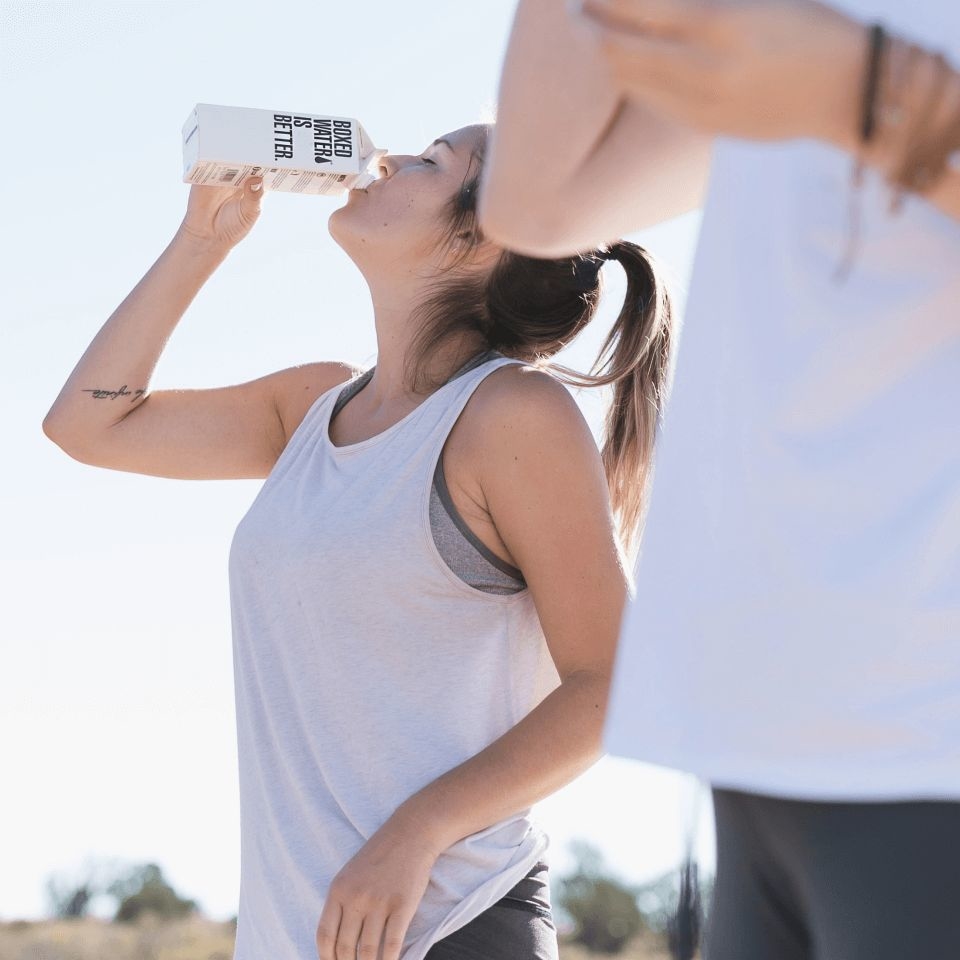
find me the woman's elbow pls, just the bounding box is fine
[42,412,94,463]
[42,411,67,448]
[478,183,585,260]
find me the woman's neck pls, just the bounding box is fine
[363,270,486,406]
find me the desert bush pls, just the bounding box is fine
[110,864,197,923]
[556,841,646,954]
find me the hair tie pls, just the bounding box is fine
[571,253,606,293]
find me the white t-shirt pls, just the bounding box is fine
[603,0,960,800]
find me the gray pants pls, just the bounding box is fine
[706,787,960,960]
[425,861,558,960]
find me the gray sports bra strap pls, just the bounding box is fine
[332,348,505,421]
[331,367,374,420]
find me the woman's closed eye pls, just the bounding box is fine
[420,156,437,166]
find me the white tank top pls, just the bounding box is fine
[228,354,561,959]
[604,0,960,801]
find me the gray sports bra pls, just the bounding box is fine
[330,349,527,596]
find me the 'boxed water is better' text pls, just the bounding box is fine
[182,103,386,196]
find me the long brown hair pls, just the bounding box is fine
[405,127,674,558]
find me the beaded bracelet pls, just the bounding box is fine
[838,23,960,279]
[860,24,886,144]
[879,32,960,207]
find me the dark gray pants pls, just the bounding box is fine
[706,787,960,960]
[424,861,558,960]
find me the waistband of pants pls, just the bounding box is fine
[495,860,552,919]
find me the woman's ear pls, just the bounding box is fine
[472,236,503,270]
[449,230,473,255]
[438,217,501,269]
[448,241,500,272]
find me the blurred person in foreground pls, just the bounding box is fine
[481,1,960,958]
[43,121,676,960]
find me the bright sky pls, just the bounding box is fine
[1,1,710,921]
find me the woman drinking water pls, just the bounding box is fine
[44,122,673,960]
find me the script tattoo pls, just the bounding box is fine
[81,385,146,402]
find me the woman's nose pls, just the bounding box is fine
[378,154,415,178]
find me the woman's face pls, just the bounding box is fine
[328,124,487,272]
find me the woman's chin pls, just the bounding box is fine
[327,213,372,265]
[327,205,354,243]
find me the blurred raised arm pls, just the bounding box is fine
[479,0,713,257]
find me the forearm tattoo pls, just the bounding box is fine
[81,385,146,402]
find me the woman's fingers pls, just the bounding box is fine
[180,175,265,250]
[580,0,702,35]
[333,906,364,960]
[356,911,388,960]
[578,0,704,91]
[238,176,264,226]
[233,176,263,218]
[315,827,437,960]
[580,13,721,131]
[380,910,414,960]
[317,901,413,960]
[315,899,342,960]
[580,0,647,34]
[590,19,705,96]
[205,176,264,246]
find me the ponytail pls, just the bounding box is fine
[405,122,675,557]
[546,241,674,559]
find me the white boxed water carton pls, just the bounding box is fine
[182,103,386,196]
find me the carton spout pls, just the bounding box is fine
[356,122,387,177]
[363,147,388,171]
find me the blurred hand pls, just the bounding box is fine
[177,176,265,252]
[576,0,863,147]
[315,820,440,960]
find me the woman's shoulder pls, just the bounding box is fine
[451,359,599,480]
[272,360,364,444]
[470,360,589,431]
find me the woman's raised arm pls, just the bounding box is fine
[479,0,712,257]
[43,179,357,480]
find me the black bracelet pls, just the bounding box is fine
[861,22,886,143]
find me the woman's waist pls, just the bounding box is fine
[495,859,552,918]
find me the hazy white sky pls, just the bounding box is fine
[1,0,709,921]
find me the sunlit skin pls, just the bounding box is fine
[326,124,501,423]
[479,0,959,258]
[43,124,631,960]
[575,0,960,219]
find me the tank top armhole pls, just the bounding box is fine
[433,453,525,583]
[419,356,532,603]
[265,373,365,486]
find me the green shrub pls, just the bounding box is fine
[556,842,645,954]
[110,863,197,923]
